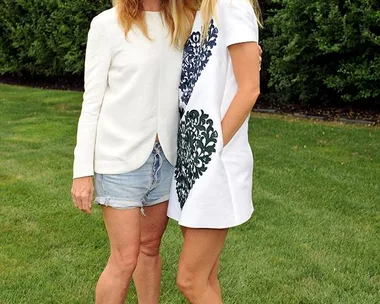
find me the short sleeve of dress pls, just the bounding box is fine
[218,0,259,47]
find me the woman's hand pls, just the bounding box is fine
[71,176,94,214]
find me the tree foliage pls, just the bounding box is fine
[0,0,379,106]
[264,0,380,106]
[0,0,111,76]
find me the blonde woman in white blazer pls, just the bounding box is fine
[71,0,195,303]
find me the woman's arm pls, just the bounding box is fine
[72,16,111,214]
[221,42,260,146]
[73,16,111,179]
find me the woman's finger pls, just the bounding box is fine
[74,195,83,211]
[71,189,78,207]
[81,190,93,214]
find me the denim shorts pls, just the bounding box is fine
[94,142,174,210]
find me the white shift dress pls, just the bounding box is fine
[168,0,259,228]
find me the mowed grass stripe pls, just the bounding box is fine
[0,84,379,303]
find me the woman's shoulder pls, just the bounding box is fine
[217,0,257,27]
[91,7,117,26]
[217,0,256,17]
[217,0,253,9]
[216,0,259,45]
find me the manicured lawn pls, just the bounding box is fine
[0,84,379,304]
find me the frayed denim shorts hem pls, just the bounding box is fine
[94,142,173,212]
[94,194,170,210]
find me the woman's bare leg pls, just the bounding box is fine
[181,227,222,301]
[209,258,222,300]
[95,207,141,304]
[177,227,228,304]
[133,202,169,304]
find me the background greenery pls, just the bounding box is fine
[1,84,379,303]
[0,0,110,76]
[0,0,379,107]
[262,0,380,107]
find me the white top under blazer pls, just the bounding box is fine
[73,8,182,178]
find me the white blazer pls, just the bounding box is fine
[73,8,182,178]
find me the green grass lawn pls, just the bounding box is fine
[0,84,379,304]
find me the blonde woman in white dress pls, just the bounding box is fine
[168,0,262,302]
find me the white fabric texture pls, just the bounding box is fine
[73,8,182,178]
[168,0,259,228]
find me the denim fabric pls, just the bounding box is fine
[94,142,174,210]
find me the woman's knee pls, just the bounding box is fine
[177,268,205,299]
[140,236,162,257]
[176,270,194,296]
[109,246,139,276]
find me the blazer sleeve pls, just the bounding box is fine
[73,16,111,179]
[218,0,259,47]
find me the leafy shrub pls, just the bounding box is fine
[0,0,111,76]
[0,0,379,107]
[263,0,380,106]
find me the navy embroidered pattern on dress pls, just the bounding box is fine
[175,109,218,209]
[179,20,219,105]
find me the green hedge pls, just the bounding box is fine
[264,0,380,106]
[0,0,379,106]
[0,0,111,76]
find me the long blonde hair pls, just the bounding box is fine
[113,0,196,48]
[199,0,262,40]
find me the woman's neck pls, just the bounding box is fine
[142,0,161,11]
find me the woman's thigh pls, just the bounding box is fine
[139,201,169,254]
[102,206,141,262]
[178,227,228,280]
